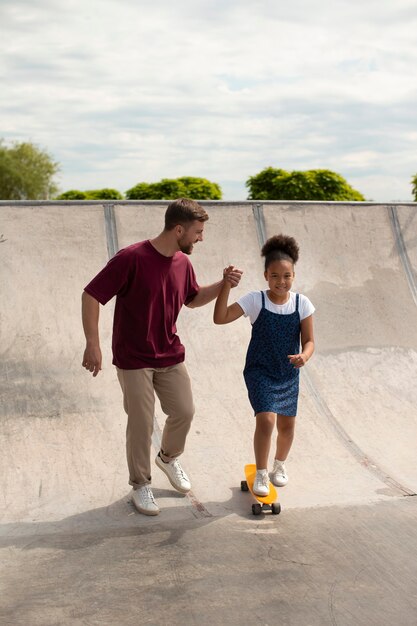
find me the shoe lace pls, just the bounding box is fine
[274,461,286,477]
[172,459,188,481]
[142,486,156,504]
[256,472,269,487]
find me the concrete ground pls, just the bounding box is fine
[1,200,416,625]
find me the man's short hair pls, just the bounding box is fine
[164,198,209,230]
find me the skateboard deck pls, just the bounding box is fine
[241,464,281,515]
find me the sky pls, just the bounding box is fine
[1,0,417,201]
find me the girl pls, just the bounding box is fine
[214,234,315,496]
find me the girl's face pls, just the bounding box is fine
[264,259,294,303]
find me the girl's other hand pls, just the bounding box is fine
[288,353,307,368]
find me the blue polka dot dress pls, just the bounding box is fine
[243,292,301,417]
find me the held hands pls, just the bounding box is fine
[223,265,243,287]
[82,344,102,377]
[288,353,307,369]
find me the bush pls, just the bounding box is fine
[176,177,222,200]
[411,174,417,201]
[56,190,87,200]
[126,177,222,200]
[246,167,365,201]
[56,188,123,200]
[84,188,123,200]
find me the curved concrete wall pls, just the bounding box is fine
[0,200,416,524]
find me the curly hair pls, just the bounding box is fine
[261,234,299,270]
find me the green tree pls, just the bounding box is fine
[56,190,87,200]
[126,177,222,200]
[124,182,152,199]
[176,177,222,200]
[0,139,60,200]
[125,180,185,200]
[246,167,365,201]
[411,174,417,201]
[56,188,123,200]
[244,167,288,200]
[85,188,123,200]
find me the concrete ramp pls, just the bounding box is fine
[1,200,417,625]
[0,204,127,523]
[177,202,417,511]
[263,203,417,497]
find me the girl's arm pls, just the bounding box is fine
[213,278,244,325]
[187,267,243,308]
[288,314,315,368]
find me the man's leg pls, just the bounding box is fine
[116,368,155,488]
[153,362,195,461]
[153,363,195,493]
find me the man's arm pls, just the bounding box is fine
[81,291,102,377]
[186,266,243,309]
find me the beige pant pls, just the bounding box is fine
[116,363,195,488]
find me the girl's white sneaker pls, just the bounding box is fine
[271,459,288,487]
[253,469,270,496]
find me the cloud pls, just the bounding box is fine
[1,0,417,200]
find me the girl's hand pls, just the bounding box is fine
[288,353,307,369]
[223,265,243,287]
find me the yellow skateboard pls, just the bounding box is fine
[241,464,281,516]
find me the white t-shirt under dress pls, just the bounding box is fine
[237,290,315,324]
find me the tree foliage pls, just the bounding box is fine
[85,188,123,200]
[411,174,417,202]
[56,190,88,200]
[56,188,123,200]
[246,167,365,201]
[125,177,222,200]
[0,139,59,200]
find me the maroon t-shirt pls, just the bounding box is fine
[84,240,199,369]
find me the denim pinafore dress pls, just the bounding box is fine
[243,291,301,417]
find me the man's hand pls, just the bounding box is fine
[82,344,102,377]
[81,292,102,376]
[223,265,243,287]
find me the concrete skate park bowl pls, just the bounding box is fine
[1,200,417,625]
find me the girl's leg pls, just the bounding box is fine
[274,414,296,461]
[254,412,275,468]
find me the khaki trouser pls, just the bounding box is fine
[116,363,195,488]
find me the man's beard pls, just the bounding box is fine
[178,239,194,255]
[179,244,193,255]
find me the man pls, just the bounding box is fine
[82,198,242,516]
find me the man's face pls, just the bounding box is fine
[177,220,205,254]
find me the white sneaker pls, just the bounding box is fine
[132,486,160,516]
[253,469,270,496]
[271,459,288,487]
[155,453,191,493]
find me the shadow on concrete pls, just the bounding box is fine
[0,483,287,554]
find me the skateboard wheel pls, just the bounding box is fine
[252,503,262,516]
[271,503,281,515]
[241,480,249,492]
